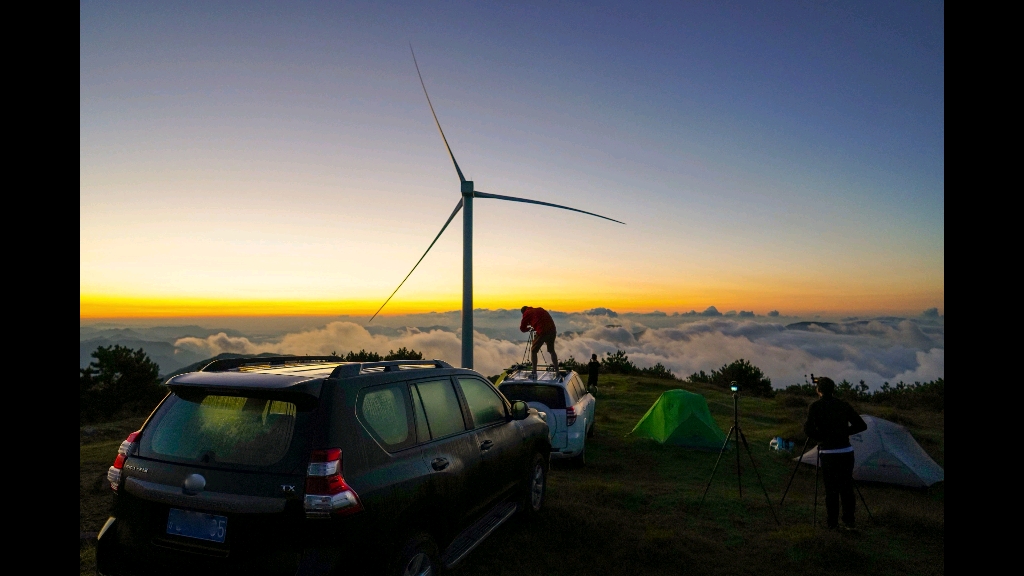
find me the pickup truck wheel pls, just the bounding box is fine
[522,452,547,517]
[391,533,439,576]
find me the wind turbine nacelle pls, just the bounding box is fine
[461,181,474,194]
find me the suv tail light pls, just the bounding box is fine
[304,448,363,518]
[107,431,140,491]
[565,406,577,427]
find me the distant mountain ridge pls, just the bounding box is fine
[79,326,251,376]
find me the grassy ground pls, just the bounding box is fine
[79,375,943,575]
[80,416,149,575]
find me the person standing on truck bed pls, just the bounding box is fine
[520,305,558,377]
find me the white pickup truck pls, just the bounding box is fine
[497,368,596,466]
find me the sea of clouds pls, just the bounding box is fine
[167,308,943,390]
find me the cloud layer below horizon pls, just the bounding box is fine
[173,312,943,389]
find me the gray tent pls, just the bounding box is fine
[796,415,944,488]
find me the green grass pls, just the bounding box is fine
[80,416,147,576]
[79,377,943,575]
[455,375,943,576]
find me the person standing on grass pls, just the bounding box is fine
[803,376,868,531]
[520,306,558,377]
[587,353,600,391]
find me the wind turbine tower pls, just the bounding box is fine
[371,48,625,369]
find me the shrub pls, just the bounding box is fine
[384,347,423,360]
[687,359,774,397]
[332,347,424,362]
[601,350,639,375]
[559,356,585,372]
[782,377,944,411]
[598,350,676,379]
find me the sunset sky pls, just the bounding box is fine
[80,1,944,319]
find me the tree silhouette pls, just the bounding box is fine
[80,345,165,423]
[687,359,774,397]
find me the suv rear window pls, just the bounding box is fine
[139,391,309,470]
[497,384,567,409]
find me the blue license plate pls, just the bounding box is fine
[166,508,227,543]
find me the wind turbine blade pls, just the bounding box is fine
[473,191,625,225]
[410,45,467,184]
[369,199,465,322]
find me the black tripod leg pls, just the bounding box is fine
[813,449,820,528]
[779,437,811,507]
[854,480,873,520]
[698,426,736,511]
[738,429,780,526]
[736,424,743,499]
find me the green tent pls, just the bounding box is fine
[628,389,727,450]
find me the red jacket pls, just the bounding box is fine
[520,307,556,336]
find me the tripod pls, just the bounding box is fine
[520,329,554,377]
[521,329,535,366]
[778,439,873,526]
[698,385,780,525]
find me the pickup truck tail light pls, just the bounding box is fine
[107,431,140,491]
[565,406,577,427]
[304,448,363,518]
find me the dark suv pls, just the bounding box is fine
[96,357,551,576]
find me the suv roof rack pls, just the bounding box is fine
[329,360,453,379]
[200,356,344,372]
[504,364,568,381]
[198,356,455,378]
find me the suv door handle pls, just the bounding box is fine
[480,440,493,451]
[431,458,449,471]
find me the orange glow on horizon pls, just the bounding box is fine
[80,291,944,319]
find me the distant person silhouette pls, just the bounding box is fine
[587,353,600,391]
[520,306,558,377]
[803,376,868,531]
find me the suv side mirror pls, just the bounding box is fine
[511,400,529,420]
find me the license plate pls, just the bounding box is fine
[166,508,227,543]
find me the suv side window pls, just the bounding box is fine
[409,382,431,443]
[458,377,507,428]
[565,378,579,405]
[411,379,467,439]
[358,384,414,451]
[571,375,586,398]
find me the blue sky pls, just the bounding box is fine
[80,1,944,317]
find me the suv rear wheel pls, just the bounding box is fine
[391,533,439,576]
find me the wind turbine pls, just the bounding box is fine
[370,47,625,369]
